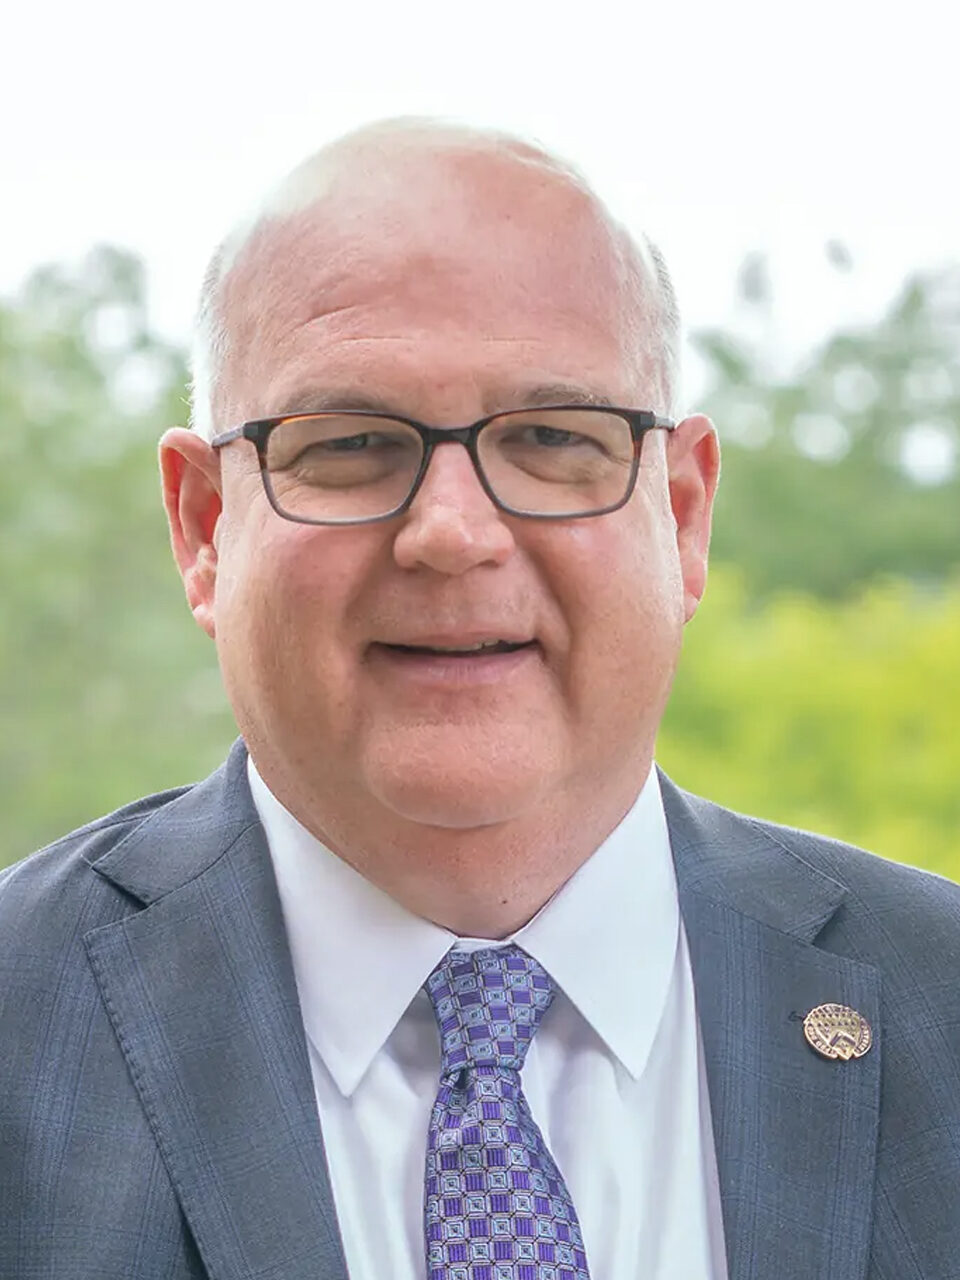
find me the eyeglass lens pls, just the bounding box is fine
[263,410,636,521]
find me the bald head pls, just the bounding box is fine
[190,119,680,437]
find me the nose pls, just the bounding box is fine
[392,441,516,575]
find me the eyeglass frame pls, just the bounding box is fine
[209,404,678,526]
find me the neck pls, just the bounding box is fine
[253,754,651,937]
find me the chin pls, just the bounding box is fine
[362,732,562,830]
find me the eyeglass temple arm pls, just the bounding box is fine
[209,426,245,449]
[633,415,677,451]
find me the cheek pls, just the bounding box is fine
[214,515,361,697]
[555,503,684,697]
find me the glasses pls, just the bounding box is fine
[210,404,677,525]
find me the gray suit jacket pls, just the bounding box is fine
[2,739,959,1279]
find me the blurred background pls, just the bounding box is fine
[2,0,957,875]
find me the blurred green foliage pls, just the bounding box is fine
[660,570,960,881]
[1,245,957,876]
[699,252,960,597]
[0,248,236,861]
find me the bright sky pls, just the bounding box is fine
[3,0,957,405]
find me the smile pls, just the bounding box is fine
[367,640,541,687]
[384,639,533,656]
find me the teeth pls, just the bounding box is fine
[386,638,531,656]
[431,640,505,652]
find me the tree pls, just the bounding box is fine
[0,247,234,860]
[696,258,960,597]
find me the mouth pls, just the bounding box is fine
[379,639,536,657]
[367,636,541,687]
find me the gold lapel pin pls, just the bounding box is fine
[803,1003,873,1061]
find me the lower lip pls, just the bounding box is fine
[367,644,541,687]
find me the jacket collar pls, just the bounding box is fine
[659,769,849,941]
[85,738,255,903]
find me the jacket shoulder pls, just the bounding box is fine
[678,783,960,968]
[743,806,960,935]
[0,783,195,941]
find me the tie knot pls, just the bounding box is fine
[425,945,555,1080]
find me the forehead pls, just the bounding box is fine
[217,147,652,418]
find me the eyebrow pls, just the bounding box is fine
[509,384,617,410]
[268,382,618,419]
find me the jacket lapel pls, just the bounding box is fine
[82,742,348,1280]
[662,775,882,1280]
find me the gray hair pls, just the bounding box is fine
[189,119,681,439]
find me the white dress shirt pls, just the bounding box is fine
[248,757,728,1280]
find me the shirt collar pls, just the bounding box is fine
[249,756,679,1095]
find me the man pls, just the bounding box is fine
[1,120,958,1280]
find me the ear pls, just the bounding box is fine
[665,414,720,623]
[159,428,223,639]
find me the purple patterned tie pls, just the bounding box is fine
[423,945,592,1280]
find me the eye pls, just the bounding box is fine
[296,431,409,461]
[502,423,601,450]
[321,432,372,452]
[503,423,609,454]
[528,425,583,447]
